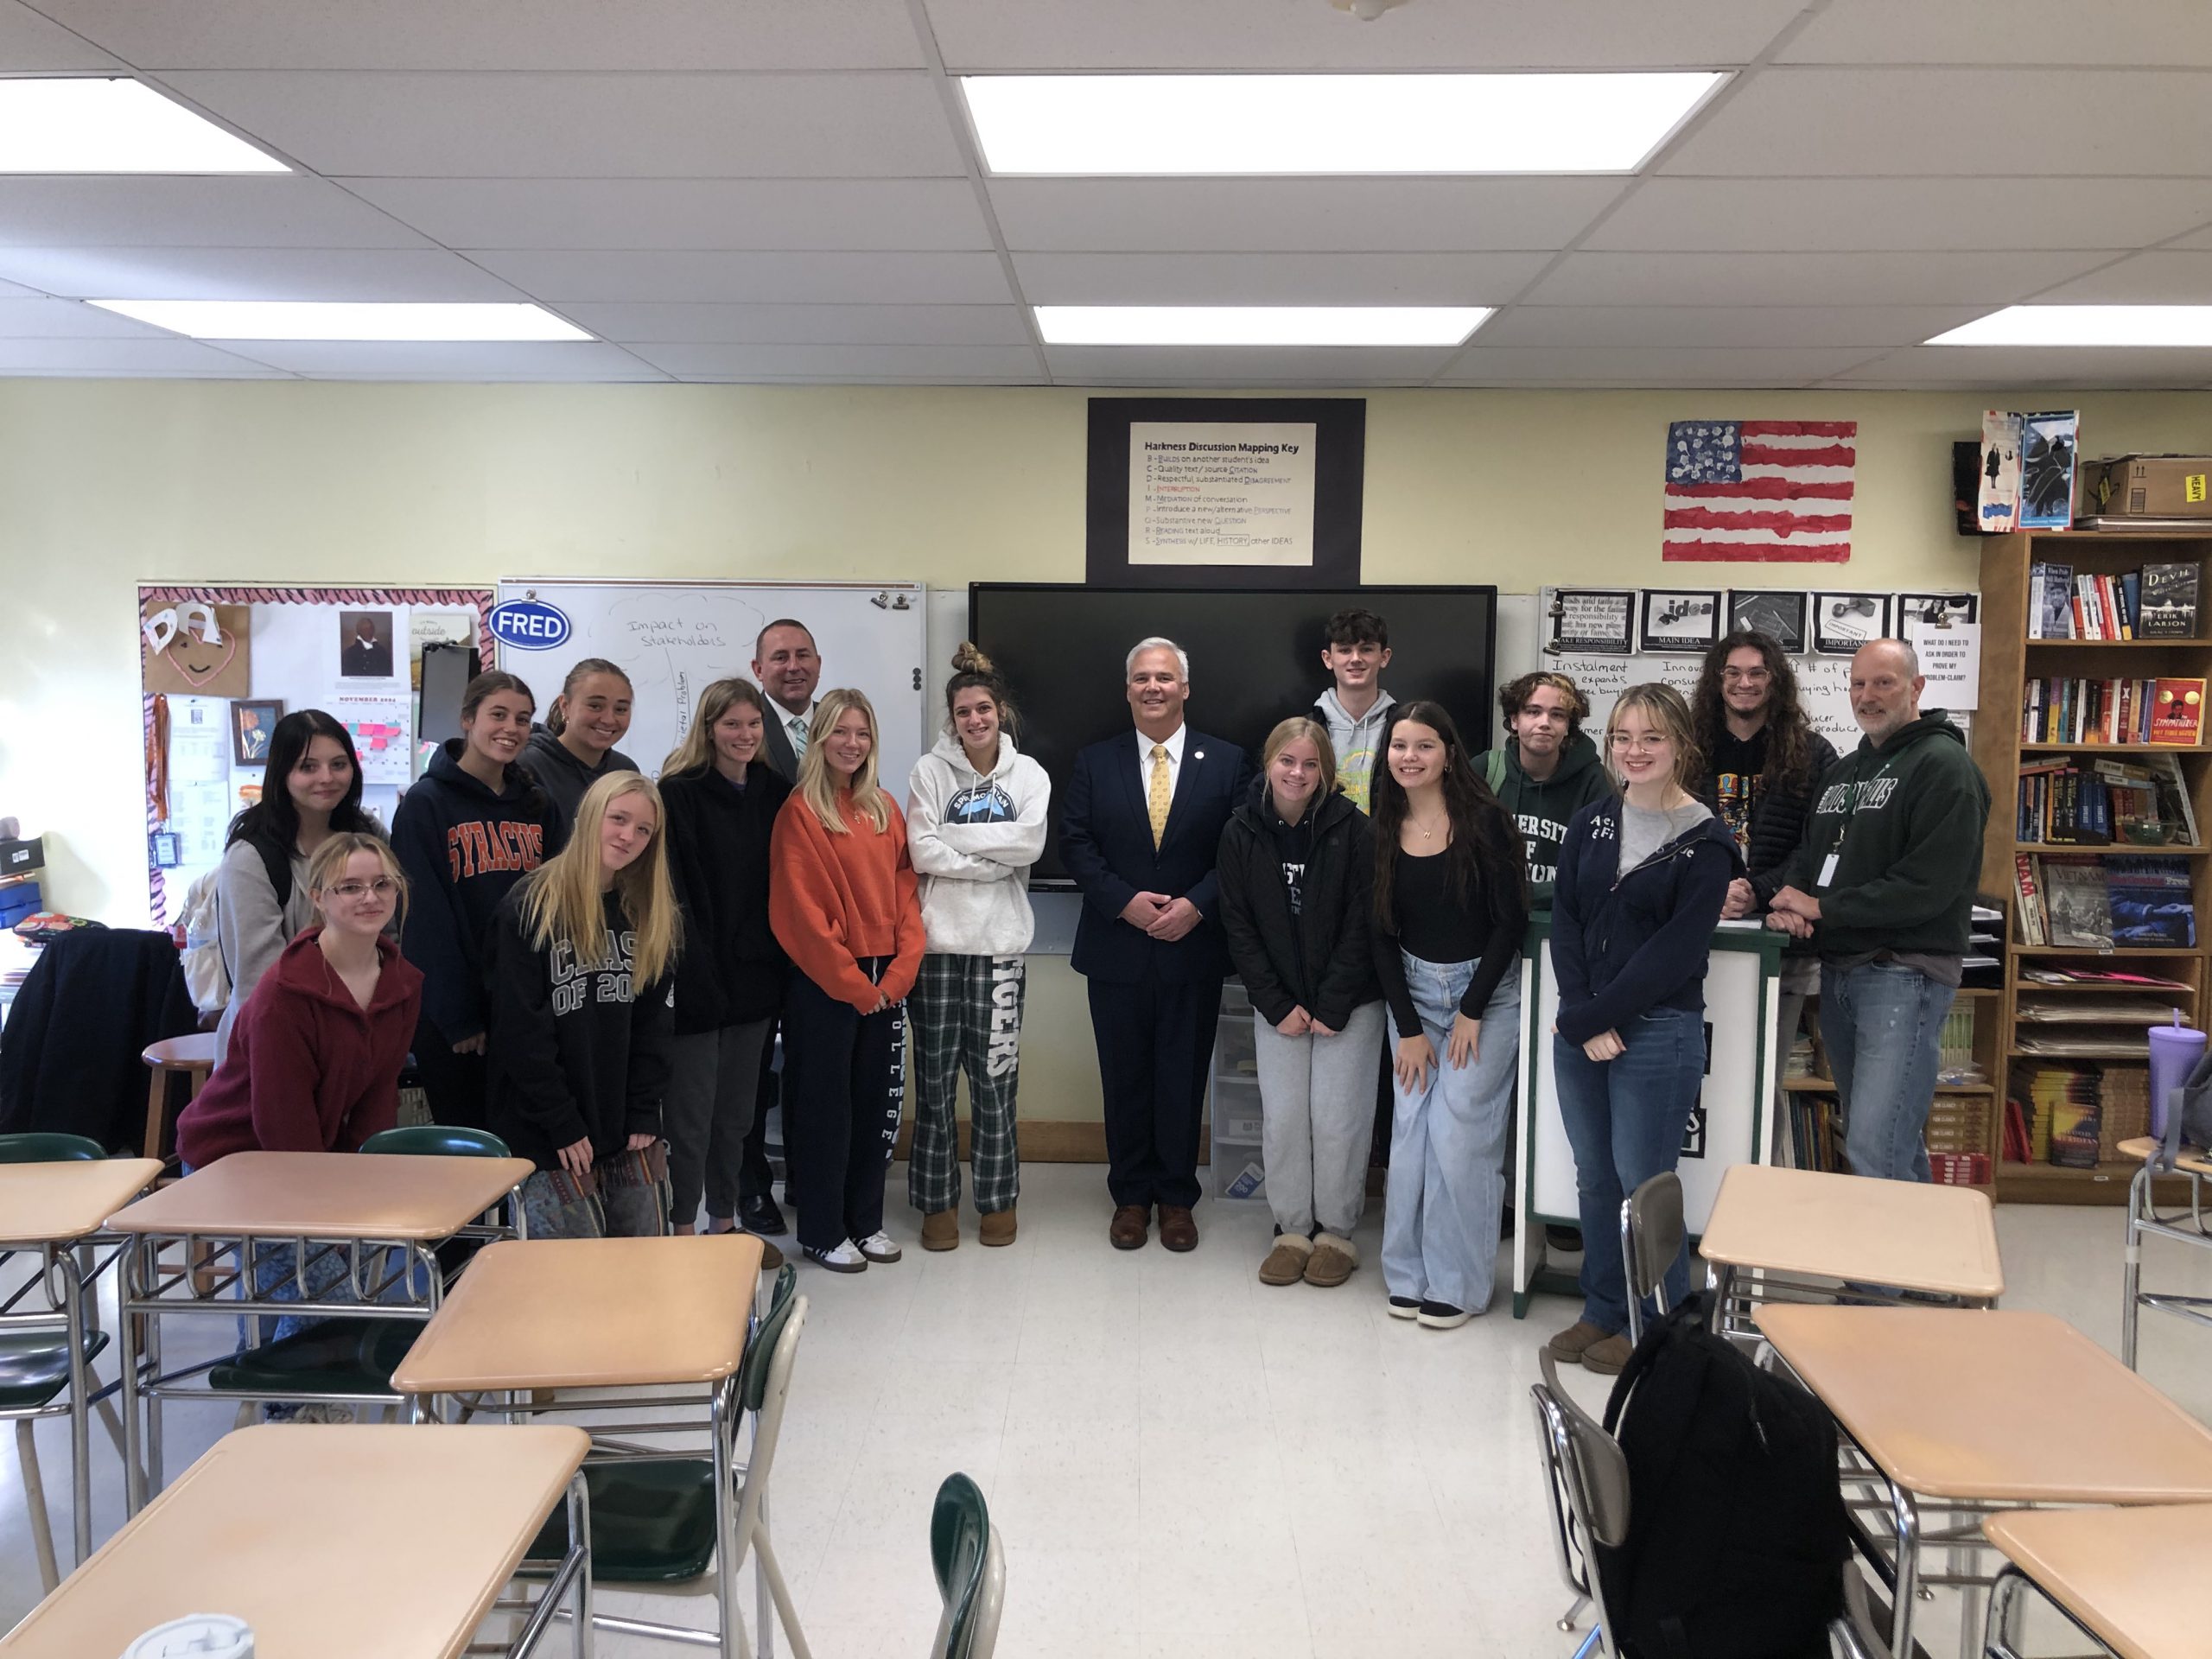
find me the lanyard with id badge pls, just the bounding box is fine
[1815,756,1899,889]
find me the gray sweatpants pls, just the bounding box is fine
[666,1020,774,1228]
[1251,1000,1389,1238]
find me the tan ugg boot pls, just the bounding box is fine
[1304,1233,1357,1287]
[920,1210,960,1252]
[977,1207,1017,1247]
[1259,1233,1312,1286]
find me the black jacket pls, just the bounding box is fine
[521,728,640,853]
[0,928,198,1149]
[1694,724,1841,903]
[659,762,791,1034]
[1217,783,1380,1030]
[391,740,554,1043]
[484,887,674,1172]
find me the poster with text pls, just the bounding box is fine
[1128,421,1318,568]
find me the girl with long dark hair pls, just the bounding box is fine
[1370,701,1529,1329]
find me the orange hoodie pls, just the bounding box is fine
[770,787,925,1012]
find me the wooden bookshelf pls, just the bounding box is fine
[1974,527,2212,1204]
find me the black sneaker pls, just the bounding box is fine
[1545,1224,1584,1254]
[1387,1295,1421,1320]
[1416,1300,1472,1330]
[741,1192,788,1236]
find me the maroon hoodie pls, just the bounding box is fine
[177,929,423,1168]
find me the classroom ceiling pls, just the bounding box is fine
[3,0,2212,387]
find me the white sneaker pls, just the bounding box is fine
[856,1230,903,1263]
[804,1238,868,1274]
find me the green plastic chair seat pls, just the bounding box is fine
[359,1125,512,1159]
[526,1460,720,1584]
[207,1317,420,1397]
[0,1134,105,1165]
[931,1473,991,1659]
[0,1327,110,1412]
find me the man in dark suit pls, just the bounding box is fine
[340,616,391,678]
[1063,637,1250,1253]
[736,615,823,1238]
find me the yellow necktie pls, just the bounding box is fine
[1147,743,1172,849]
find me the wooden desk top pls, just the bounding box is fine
[2117,1135,2212,1179]
[0,1423,588,1659]
[0,1159,162,1246]
[103,1150,533,1242]
[393,1235,764,1393]
[1755,1306,2212,1503]
[1701,1163,2005,1299]
[1984,1503,2212,1659]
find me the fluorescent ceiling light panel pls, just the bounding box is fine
[1035,306,1489,346]
[961,73,1724,175]
[0,78,287,173]
[1928,306,2212,347]
[87,300,593,341]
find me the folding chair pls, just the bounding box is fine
[1620,1170,1684,1345]
[928,1472,1005,1659]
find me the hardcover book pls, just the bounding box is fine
[2151,678,2205,746]
[2139,562,2202,639]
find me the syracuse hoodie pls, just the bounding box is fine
[906,733,1052,957]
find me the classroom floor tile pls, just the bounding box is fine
[4,1163,2210,1657]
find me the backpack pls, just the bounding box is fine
[184,836,297,1015]
[1597,1295,1849,1659]
[1483,749,1509,793]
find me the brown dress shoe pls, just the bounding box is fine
[1158,1205,1198,1252]
[1109,1204,1149,1249]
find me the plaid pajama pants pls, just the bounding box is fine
[907,953,1025,1216]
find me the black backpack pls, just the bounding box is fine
[1597,1295,1850,1659]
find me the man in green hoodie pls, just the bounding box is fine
[1481,671,1614,906]
[1768,639,1991,1184]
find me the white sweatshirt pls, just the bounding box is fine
[906,733,1052,957]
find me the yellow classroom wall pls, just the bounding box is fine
[10,379,2212,1128]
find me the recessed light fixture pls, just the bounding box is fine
[1929,307,2212,347]
[0,78,287,173]
[960,73,1725,175]
[1035,306,1490,347]
[87,300,594,341]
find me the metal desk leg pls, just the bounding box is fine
[1981,1566,2031,1659]
[1888,1484,1921,1659]
[118,1236,146,1516]
[2123,1161,2150,1369]
[60,1247,92,1566]
[569,1470,594,1659]
[712,1382,738,1659]
[143,1244,165,1497]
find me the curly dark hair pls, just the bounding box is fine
[1690,629,1815,791]
[1497,671,1590,742]
[1371,700,1527,932]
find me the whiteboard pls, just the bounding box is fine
[493,579,930,791]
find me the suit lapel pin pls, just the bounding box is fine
[1193,749,1205,761]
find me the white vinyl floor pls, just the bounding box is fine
[5,1161,2212,1658]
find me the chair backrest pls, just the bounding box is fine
[729,1294,807,1558]
[1621,1170,1685,1342]
[1536,1350,1630,1554]
[361,1124,512,1159]
[929,1472,1002,1659]
[768,1261,796,1317]
[0,1132,106,1164]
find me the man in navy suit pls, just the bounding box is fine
[1063,637,1250,1252]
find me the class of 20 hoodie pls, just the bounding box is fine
[391,738,553,1044]
[906,733,1052,957]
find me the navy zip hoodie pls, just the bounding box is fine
[391,739,554,1044]
[1552,795,1741,1046]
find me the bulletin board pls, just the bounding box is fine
[140,584,493,925]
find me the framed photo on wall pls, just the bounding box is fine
[1812,592,1891,654]
[1726,589,1809,653]
[231,698,283,766]
[1541,588,1637,655]
[1897,592,1980,630]
[1638,588,1725,654]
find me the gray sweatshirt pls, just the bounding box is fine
[212,836,315,1064]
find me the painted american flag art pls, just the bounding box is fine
[1662,418,1856,563]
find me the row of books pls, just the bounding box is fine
[2028,559,2202,639]
[2005,1061,2150,1168]
[2018,676,2204,746]
[2013,752,2198,847]
[2012,853,2197,949]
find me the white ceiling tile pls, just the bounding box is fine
[986,177,1625,254]
[1012,251,1549,305]
[1781,1,2212,67]
[1521,250,2114,308]
[0,336,288,373]
[1439,346,1882,385]
[1476,304,1983,349]
[0,0,122,68]
[0,177,430,249]
[925,0,1803,70]
[346,179,992,252]
[35,0,924,69]
[214,340,667,378]
[561,302,1030,345]
[467,250,1014,305]
[1665,68,2212,177]
[159,72,968,179]
[1043,345,1454,384]
[1588,177,2212,253]
[1824,345,2212,388]
[0,246,525,301]
[0,296,176,338]
[682,372,1048,385]
[2033,252,2212,302]
[626,342,1040,378]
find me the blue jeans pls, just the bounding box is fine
[1382,957,1521,1313]
[1821,960,1954,1184]
[1553,1006,1707,1332]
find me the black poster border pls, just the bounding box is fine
[1085,396,1366,590]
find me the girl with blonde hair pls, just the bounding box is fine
[485,769,680,1239]
[770,689,925,1273]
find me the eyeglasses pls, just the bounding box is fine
[326,878,399,900]
[1721,668,1771,683]
[1608,732,1673,753]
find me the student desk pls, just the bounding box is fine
[0,1156,162,1574]
[1980,1502,2212,1659]
[2116,1135,2212,1372]
[1701,1163,2004,1337]
[0,1423,594,1659]
[103,1149,532,1510]
[1755,1306,2212,1659]
[393,1235,767,1659]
